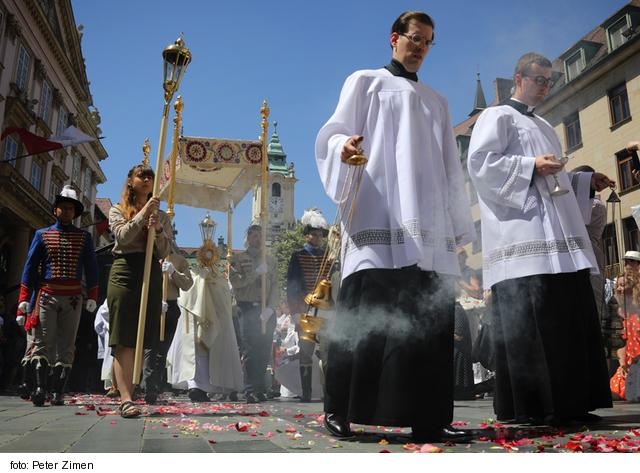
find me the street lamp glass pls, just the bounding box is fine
[199,212,216,243]
[162,36,192,99]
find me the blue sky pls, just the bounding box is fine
[71,0,628,249]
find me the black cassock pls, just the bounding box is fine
[323,265,455,430]
[491,269,612,422]
[453,303,475,400]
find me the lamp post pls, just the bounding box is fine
[606,188,623,277]
[133,36,192,384]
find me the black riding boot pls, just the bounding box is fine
[142,350,159,404]
[16,361,34,400]
[51,365,71,406]
[31,359,49,407]
[300,365,312,402]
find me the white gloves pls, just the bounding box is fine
[255,262,268,275]
[18,301,30,314]
[260,307,274,323]
[16,315,25,326]
[85,299,97,313]
[162,261,176,275]
[162,301,169,314]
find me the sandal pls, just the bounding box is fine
[119,400,141,419]
[105,388,120,398]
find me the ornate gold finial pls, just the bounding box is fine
[174,95,184,116]
[260,100,270,122]
[142,138,151,167]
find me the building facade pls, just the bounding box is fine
[0,0,106,305]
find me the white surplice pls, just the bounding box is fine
[166,268,243,393]
[467,104,597,288]
[93,300,114,389]
[315,68,475,280]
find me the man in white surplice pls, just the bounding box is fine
[315,11,475,443]
[467,52,614,425]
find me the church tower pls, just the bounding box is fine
[252,122,297,246]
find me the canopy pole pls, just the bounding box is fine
[259,101,270,334]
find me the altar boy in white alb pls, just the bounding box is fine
[316,11,475,443]
[467,52,613,425]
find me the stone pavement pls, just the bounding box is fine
[1,392,640,454]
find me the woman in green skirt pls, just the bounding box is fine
[107,165,172,418]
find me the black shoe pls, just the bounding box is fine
[255,392,267,402]
[228,391,238,402]
[144,392,158,405]
[245,392,259,404]
[50,392,65,406]
[412,425,473,443]
[31,388,46,407]
[188,388,209,402]
[324,413,353,438]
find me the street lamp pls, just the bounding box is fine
[200,212,217,243]
[606,188,623,276]
[133,36,192,384]
[162,37,191,104]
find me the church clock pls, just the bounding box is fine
[269,196,283,213]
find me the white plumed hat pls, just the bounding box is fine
[53,185,84,218]
[301,208,328,235]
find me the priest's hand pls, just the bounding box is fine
[591,173,615,192]
[340,135,364,163]
[534,154,563,177]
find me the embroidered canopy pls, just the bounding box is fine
[158,136,263,211]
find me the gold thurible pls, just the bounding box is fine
[299,148,368,344]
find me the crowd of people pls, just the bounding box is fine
[0,9,638,442]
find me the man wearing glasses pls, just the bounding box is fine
[316,11,475,443]
[467,52,614,426]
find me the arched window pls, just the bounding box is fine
[271,182,281,197]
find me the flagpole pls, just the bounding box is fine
[1,136,106,164]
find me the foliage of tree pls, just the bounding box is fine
[271,221,305,302]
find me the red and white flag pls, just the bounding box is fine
[1,125,97,157]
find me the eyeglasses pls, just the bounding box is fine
[400,32,435,48]
[523,74,555,88]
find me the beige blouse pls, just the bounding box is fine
[109,205,172,259]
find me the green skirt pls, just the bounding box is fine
[107,253,162,349]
